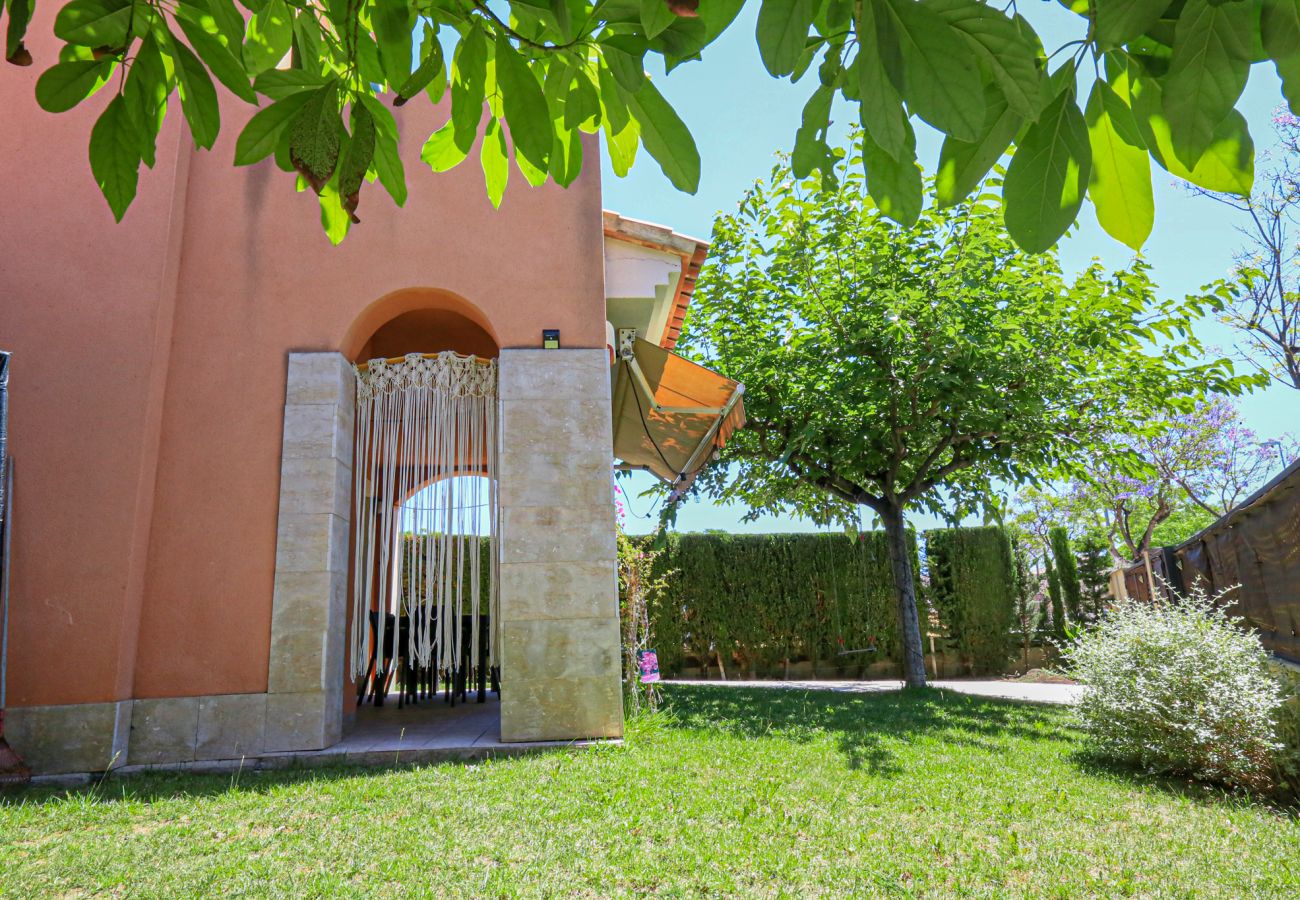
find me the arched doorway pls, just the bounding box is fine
[264,286,625,755]
[345,291,503,743]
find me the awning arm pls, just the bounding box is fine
[668,383,745,502]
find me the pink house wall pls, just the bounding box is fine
[0,15,607,709]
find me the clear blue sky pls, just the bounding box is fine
[602,4,1300,535]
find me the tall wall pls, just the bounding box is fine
[0,16,616,771]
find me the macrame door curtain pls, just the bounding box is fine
[351,352,499,700]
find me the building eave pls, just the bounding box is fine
[602,210,708,350]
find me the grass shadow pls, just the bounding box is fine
[1068,748,1300,817]
[659,683,1071,777]
[0,748,569,808]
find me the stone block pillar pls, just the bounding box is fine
[497,349,623,742]
[264,352,353,751]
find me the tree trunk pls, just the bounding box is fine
[881,503,927,688]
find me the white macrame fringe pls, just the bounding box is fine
[350,352,499,682]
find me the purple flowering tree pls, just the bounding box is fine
[1070,399,1295,565]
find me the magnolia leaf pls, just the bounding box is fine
[194,0,246,48]
[318,171,350,244]
[451,25,488,147]
[566,69,601,131]
[1085,80,1153,251]
[372,0,413,88]
[922,0,1043,120]
[171,32,222,149]
[604,117,640,177]
[88,93,140,221]
[602,37,648,92]
[598,59,631,134]
[551,122,584,187]
[35,57,112,112]
[338,104,376,221]
[1262,0,1300,114]
[234,89,316,164]
[494,33,551,174]
[935,86,1021,207]
[481,117,510,208]
[288,82,341,192]
[243,0,293,76]
[422,120,471,172]
[1277,55,1300,115]
[640,0,677,39]
[123,32,169,168]
[792,84,835,179]
[53,0,131,48]
[857,0,908,160]
[756,0,814,78]
[515,145,549,186]
[862,120,922,226]
[876,0,985,142]
[1094,0,1170,49]
[254,68,326,99]
[1163,0,1253,169]
[397,27,445,105]
[542,61,579,186]
[6,0,34,64]
[291,9,324,70]
[1131,70,1254,195]
[621,77,699,192]
[357,93,405,206]
[175,15,257,103]
[1004,77,1091,252]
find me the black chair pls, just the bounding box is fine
[442,613,498,706]
[356,612,410,707]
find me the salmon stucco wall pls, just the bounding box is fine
[0,12,607,712]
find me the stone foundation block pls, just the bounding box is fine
[128,697,200,765]
[501,675,623,742]
[263,690,342,752]
[197,693,267,760]
[4,701,130,775]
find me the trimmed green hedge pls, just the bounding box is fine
[647,532,913,674]
[644,528,1020,676]
[926,526,1019,674]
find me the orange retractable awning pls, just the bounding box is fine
[611,338,746,499]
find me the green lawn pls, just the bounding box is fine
[2,685,1297,897]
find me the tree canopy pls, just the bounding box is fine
[4,0,1296,247]
[674,146,1251,684]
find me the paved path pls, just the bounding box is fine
[665,678,1082,705]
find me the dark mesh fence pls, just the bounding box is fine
[1121,460,1300,663]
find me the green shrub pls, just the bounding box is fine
[1064,588,1284,793]
[1270,660,1300,799]
[925,526,1018,674]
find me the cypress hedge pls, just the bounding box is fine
[925,526,1019,674]
[646,532,912,674]
[1050,526,1083,623]
[644,528,1018,676]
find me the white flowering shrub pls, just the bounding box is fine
[1063,586,1283,792]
